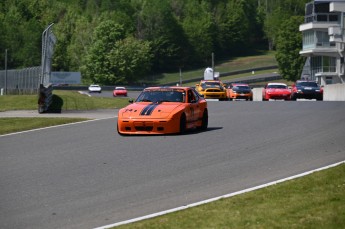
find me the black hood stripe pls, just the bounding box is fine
[140,104,158,116]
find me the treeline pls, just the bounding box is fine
[0,0,309,84]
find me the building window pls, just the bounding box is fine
[303,31,335,49]
[302,31,315,49]
[311,56,336,74]
[316,31,330,47]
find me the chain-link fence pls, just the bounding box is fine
[0,66,41,95]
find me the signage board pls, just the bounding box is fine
[50,72,81,85]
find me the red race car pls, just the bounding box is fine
[262,83,291,101]
[113,87,128,97]
[117,86,208,135]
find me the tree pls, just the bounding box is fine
[262,0,309,50]
[133,0,189,72]
[213,0,255,57]
[108,37,152,84]
[275,16,305,82]
[180,0,215,65]
[84,20,126,84]
[84,20,152,85]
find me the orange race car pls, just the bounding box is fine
[226,83,253,101]
[117,86,208,135]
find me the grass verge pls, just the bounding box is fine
[116,163,345,229]
[0,117,89,135]
[0,90,130,112]
[157,52,277,85]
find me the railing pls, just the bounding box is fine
[303,42,336,50]
[305,13,340,23]
[0,66,41,95]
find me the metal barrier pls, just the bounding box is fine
[0,66,41,95]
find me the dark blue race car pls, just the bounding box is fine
[290,81,323,101]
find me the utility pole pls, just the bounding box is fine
[5,49,8,95]
[212,52,215,79]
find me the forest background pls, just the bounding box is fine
[0,0,309,85]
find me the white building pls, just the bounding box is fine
[300,0,345,85]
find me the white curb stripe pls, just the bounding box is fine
[94,160,345,229]
[0,117,115,137]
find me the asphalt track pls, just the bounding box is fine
[1,101,345,229]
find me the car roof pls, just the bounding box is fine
[90,84,100,87]
[115,86,126,89]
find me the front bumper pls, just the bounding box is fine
[293,91,323,100]
[201,92,227,99]
[118,117,180,135]
[229,92,253,100]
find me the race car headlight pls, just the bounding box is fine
[315,89,320,92]
[297,89,302,92]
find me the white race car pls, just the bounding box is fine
[88,84,102,93]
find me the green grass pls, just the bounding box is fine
[0,90,130,112]
[116,163,345,229]
[0,117,88,135]
[156,52,277,85]
[0,94,38,111]
[50,90,130,111]
[0,90,129,134]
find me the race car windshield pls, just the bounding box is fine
[267,85,287,89]
[233,86,250,90]
[136,90,185,103]
[201,82,223,89]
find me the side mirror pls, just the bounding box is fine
[129,99,134,104]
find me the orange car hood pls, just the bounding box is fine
[120,102,184,119]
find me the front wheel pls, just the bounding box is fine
[179,113,186,134]
[199,109,208,130]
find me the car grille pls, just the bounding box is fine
[206,89,221,92]
[302,90,317,94]
[135,126,154,131]
[134,121,154,131]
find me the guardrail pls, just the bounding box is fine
[324,84,345,101]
